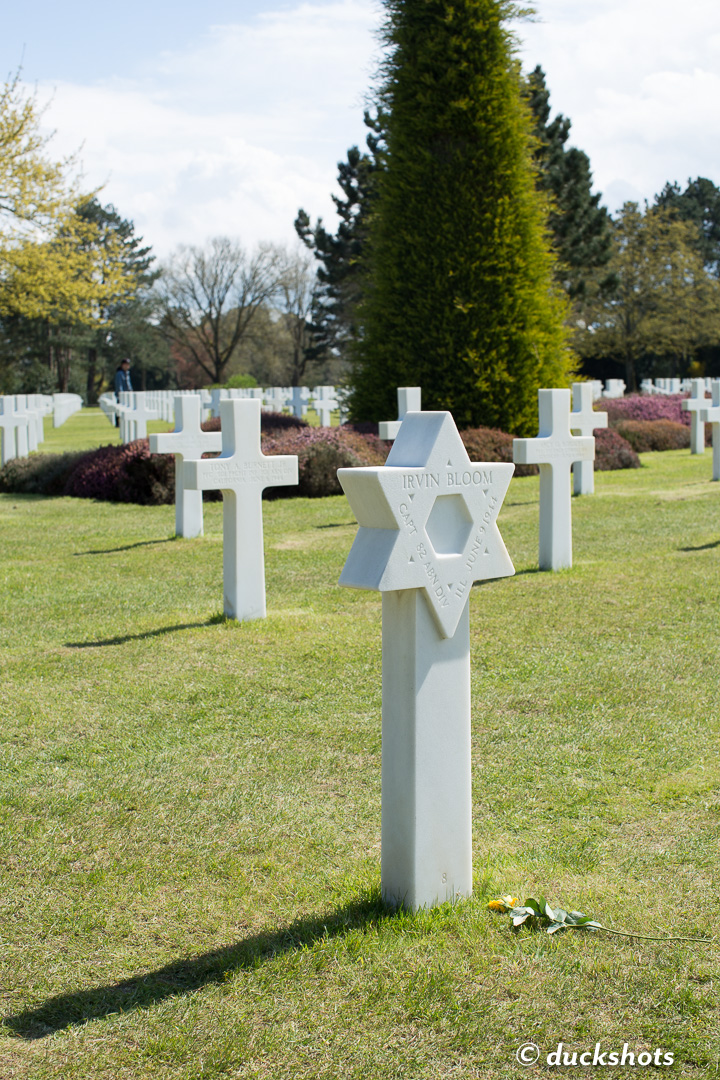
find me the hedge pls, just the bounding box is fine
[0,421,641,504]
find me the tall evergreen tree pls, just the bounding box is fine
[654,177,720,277]
[526,66,613,301]
[294,110,385,368]
[350,0,573,433]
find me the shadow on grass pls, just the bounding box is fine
[5,894,387,1040]
[315,521,355,530]
[679,539,720,552]
[73,538,174,556]
[65,614,226,648]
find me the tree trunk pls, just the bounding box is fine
[87,347,99,404]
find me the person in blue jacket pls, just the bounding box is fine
[114,358,133,399]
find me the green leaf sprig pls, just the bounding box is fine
[488,895,711,943]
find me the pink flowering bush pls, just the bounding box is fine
[63,441,176,504]
[600,393,689,426]
[613,419,691,453]
[261,426,388,497]
[593,428,640,470]
[0,414,642,505]
[201,410,307,434]
[459,426,537,477]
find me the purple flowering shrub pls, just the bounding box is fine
[593,428,640,470]
[459,426,538,477]
[261,426,388,497]
[600,393,690,426]
[0,451,87,496]
[201,410,308,434]
[63,441,175,504]
[613,419,691,453]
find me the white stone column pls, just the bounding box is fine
[381,592,472,909]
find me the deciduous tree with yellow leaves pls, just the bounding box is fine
[0,73,144,391]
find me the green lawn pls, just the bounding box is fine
[38,406,173,454]
[1,414,719,1078]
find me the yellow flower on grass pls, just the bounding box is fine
[488,895,519,913]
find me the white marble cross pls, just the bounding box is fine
[149,395,223,538]
[0,397,29,465]
[513,389,595,571]
[312,385,339,427]
[379,387,422,441]
[130,392,158,440]
[682,378,710,454]
[569,383,608,495]
[262,387,287,413]
[339,411,514,911]
[603,379,626,398]
[13,395,39,453]
[184,398,298,620]
[701,380,720,481]
[288,386,310,419]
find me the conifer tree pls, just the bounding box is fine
[526,66,613,301]
[349,0,573,433]
[654,177,720,277]
[294,111,386,367]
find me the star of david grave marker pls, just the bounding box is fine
[513,389,594,571]
[339,411,514,910]
[149,395,223,538]
[701,380,720,481]
[570,383,608,495]
[379,387,422,441]
[682,378,709,454]
[184,399,298,620]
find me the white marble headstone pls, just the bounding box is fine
[570,383,608,496]
[682,378,709,454]
[701,380,720,481]
[149,395,223,538]
[379,387,422,441]
[513,389,594,570]
[339,411,514,910]
[184,399,298,619]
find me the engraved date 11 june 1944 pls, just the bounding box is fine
[396,483,500,608]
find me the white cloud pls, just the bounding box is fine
[517,0,720,209]
[24,0,720,261]
[32,1,382,257]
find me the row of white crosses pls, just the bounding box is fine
[0,394,52,465]
[1,393,85,464]
[102,386,346,441]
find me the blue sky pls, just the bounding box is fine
[2,1,275,82]
[5,1,720,261]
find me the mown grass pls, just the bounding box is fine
[1,411,719,1078]
[39,407,172,454]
